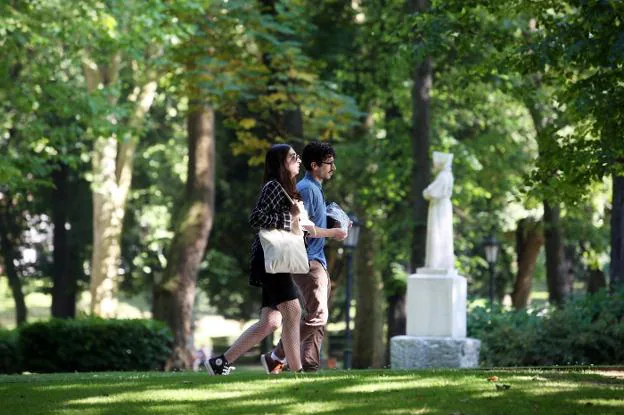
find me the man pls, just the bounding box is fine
[261,141,347,373]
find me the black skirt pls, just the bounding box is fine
[250,242,300,309]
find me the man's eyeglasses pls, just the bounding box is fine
[320,160,335,166]
[288,153,301,162]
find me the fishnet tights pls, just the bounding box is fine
[274,299,302,371]
[224,299,302,371]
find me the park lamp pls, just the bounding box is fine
[483,235,499,266]
[343,214,361,249]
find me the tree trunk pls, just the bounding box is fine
[408,0,431,272]
[524,92,569,307]
[89,135,131,316]
[1,246,26,326]
[283,109,304,141]
[383,101,408,347]
[386,293,406,363]
[544,201,570,306]
[611,174,624,289]
[0,195,27,326]
[511,218,543,309]
[155,102,216,371]
[587,268,606,294]
[51,163,76,318]
[84,53,157,316]
[353,224,385,369]
[563,245,576,295]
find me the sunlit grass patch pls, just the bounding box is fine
[1,369,622,414]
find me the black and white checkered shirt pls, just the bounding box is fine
[249,180,293,287]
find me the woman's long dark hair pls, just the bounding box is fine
[263,144,299,199]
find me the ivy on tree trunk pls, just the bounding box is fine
[611,174,624,290]
[155,100,216,371]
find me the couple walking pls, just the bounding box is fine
[207,141,347,375]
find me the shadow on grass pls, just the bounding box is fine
[0,369,622,414]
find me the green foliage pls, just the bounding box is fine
[197,250,251,319]
[18,319,173,373]
[0,0,93,290]
[195,117,265,319]
[320,0,545,299]
[0,1,90,192]
[474,0,624,199]
[469,290,624,366]
[0,0,618,331]
[120,94,187,293]
[525,1,624,187]
[0,328,21,374]
[170,0,361,163]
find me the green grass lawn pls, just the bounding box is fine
[1,369,622,414]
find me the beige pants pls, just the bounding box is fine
[274,260,330,371]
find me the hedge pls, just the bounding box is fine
[468,289,624,367]
[17,318,173,373]
[0,328,21,374]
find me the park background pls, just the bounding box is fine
[1,0,623,375]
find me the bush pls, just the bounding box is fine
[18,318,173,373]
[0,328,21,374]
[468,289,624,367]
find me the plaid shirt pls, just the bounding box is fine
[249,180,293,287]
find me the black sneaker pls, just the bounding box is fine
[206,355,234,376]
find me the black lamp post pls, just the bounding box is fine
[483,235,500,307]
[342,214,360,370]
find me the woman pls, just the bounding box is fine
[207,144,304,375]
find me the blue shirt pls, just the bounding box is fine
[297,172,327,269]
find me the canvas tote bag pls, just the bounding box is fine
[259,183,310,274]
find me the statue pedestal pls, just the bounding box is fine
[407,269,466,337]
[390,336,480,369]
[391,269,480,369]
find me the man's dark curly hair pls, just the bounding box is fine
[301,141,336,171]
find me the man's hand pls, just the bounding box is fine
[302,224,315,234]
[331,228,347,241]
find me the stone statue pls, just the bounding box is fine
[422,151,455,271]
[392,151,480,370]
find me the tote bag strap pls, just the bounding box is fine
[264,180,295,205]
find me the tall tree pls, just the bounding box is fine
[154,97,215,369]
[80,1,170,316]
[515,1,623,288]
[353,224,385,368]
[84,55,158,316]
[1,0,90,323]
[409,0,432,272]
[151,0,277,366]
[523,89,570,306]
